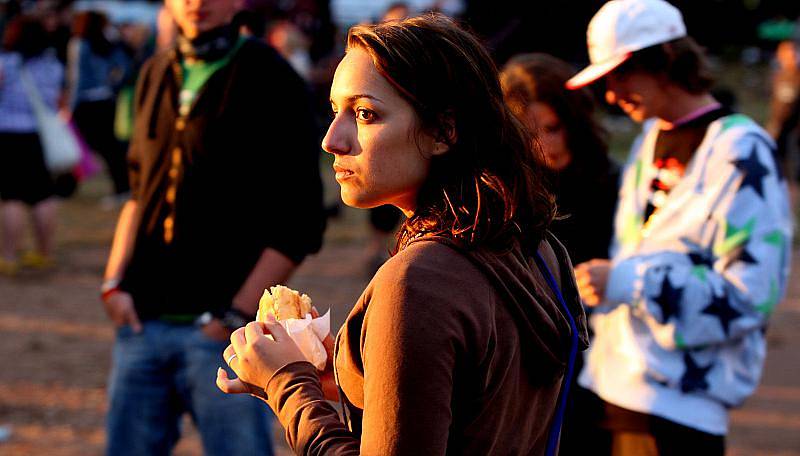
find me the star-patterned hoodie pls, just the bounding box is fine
[579,113,793,435]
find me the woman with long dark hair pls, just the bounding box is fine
[501,53,619,265]
[0,15,64,273]
[215,14,588,454]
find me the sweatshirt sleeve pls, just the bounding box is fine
[265,362,359,455]
[265,247,475,455]
[604,130,793,350]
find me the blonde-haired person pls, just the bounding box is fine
[217,13,588,455]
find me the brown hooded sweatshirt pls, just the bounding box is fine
[265,234,589,455]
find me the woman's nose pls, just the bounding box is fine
[321,115,351,156]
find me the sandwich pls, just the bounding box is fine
[258,285,313,322]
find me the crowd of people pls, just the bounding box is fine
[0,0,797,454]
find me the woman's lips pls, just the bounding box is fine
[333,164,354,181]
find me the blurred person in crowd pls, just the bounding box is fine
[770,40,800,181]
[216,14,587,455]
[501,53,619,265]
[113,21,156,145]
[0,15,64,274]
[500,53,619,456]
[381,2,411,22]
[66,11,131,205]
[267,18,312,80]
[35,0,71,64]
[99,0,326,451]
[568,0,793,454]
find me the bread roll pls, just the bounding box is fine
[258,285,312,322]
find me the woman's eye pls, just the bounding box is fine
[356,108,376,122]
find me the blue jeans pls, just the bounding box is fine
[106,321,274,456]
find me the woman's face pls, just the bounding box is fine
[524,102,572,172]
[322,48,445,216]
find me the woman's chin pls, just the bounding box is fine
[339,191,371,209]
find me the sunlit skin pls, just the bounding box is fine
[776,41,799,72]
[524,102,572,172]
[322,47,448,216]
[217,47,450,398]
[166,0,241,40]
[604,71,671,123]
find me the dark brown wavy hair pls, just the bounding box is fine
[346,13,555,254]
[500,53,609,173]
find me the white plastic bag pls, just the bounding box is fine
[19,68,80,174]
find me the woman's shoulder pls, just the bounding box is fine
[367,238,494,313]
[380,237,484,280]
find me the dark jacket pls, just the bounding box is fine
[121,39,326,319]
[548,158,620,265]
[265,234,589,455]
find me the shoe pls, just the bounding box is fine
[0,258,19,276]
[20,251,54,270]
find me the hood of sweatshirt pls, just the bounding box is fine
[428,232,590,382]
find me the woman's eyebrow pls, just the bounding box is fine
[330,94,384,104]
[347,94,383,103]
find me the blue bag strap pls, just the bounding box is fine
[533,251,579,456]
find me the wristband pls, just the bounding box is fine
[101,278,121,302]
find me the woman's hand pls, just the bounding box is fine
[574,259,611,307]
[216,317,306,396]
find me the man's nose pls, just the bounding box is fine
[605,89,618,106]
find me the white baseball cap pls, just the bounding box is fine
[566,0,687,89]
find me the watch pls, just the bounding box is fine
[219,308,251,331]
[196,308,252,331]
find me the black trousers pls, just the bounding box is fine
[560,390,725,456]
[73,99,130,195]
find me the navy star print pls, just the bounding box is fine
[680,352,713,393]
[653,274,684,323]
[701,293,742,336]
[732,143,769,198]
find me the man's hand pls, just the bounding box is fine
[574,259,611,307]
[201,318,233,342]
[103,291,143,333]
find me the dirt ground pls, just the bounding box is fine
[0,176,798,455]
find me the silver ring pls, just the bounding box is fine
[226,353,237,365]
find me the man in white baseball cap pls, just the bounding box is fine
[568,0,793,455]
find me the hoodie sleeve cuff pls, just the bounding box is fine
[605,256,646,306]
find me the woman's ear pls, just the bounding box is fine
[432,139,450,156]
[432,113,457,156]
